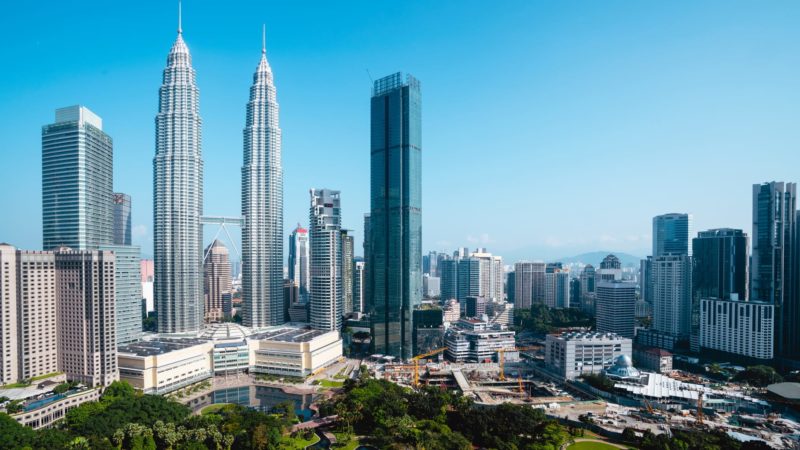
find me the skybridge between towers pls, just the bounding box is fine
[201,216,243,262]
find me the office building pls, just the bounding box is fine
[424,251,439,277]
[513,261,545,309]
[442,299,461,323]
[752,182,797,360]
[545,332,632,380]
[691,229,749,352]
[241,30,284,328]
[368,72,422,360]
[423,274,440,299]
[154,21,204,334]
[0,245,17,385]
[42,106,113,251]
[652,254,692,339]
[633,347,673,374]
[203,240,231,323]
[506,271,515,304]
[413,308,445,356]
[470,250,504,301]
[309,189,342,332]
[544,268,570,309]
[112,193,132,246]
[465,296,487,318]
[700,298,774,361]
[653,213,692,257]
[99,245,143,345]
[55,249,118,387]
[439,258,458,301]
[595,281,636,339]
[579,264,596,314]
[288,225,310,302]
[341,230,354,314]
[640,257,653,304]
[457,257,481,305]
[445,319,515,362]
[362,214,372,314]
[353,260,365,313]
[597,254,623,282]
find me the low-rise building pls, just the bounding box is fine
[634,346,673,373]
[444,319,515,362]
[248,326,342,377]
[117,338,214,395]
[545,332,632,380]
[10,387,101,429]
[442,299,461,323]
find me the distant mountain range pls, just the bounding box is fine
[553,251,643,268]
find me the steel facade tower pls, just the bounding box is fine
[153,15,204,334]
[288,225,309,303]
[309,189,342,331]
[242,29,284,328]
[369,73,422,359]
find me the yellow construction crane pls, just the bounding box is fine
[696,392,704,426]
[496,346,541,381]
[644,399,655,414]
[412,347,446,388]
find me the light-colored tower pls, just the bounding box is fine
[596,281,636,339]
[652,255,692,338]
[153,10,204,334]
[309,189,342,331]
[0,244,19,385]
[99,244,143,345]
[288,225,309,303]
[55,249,119,387]
[242,27,284,328]
[204,240,231,322]
[353,260,365,313]
[42,106,113,251]
[341,230,354,314]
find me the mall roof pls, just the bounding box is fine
[767,382,800,400]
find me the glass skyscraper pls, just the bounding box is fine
[653,213,692,257]
[241,30,284,328]
[42,106,113,251]
[153,21,204,334]
[751,182,797,360]
[368,72,422,359]
[113,193,132,246]
[288,225,310,303]
[99,244,143,345]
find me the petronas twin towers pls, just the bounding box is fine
[154,13,282,334]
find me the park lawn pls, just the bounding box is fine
[567,441,624,450]
[280,432,320,450]
[332,433,361,450]
[200,403,233,415]
[318,379,344,388]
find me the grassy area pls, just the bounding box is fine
[31,372,62,382]
[567,441,623,450]
[332,432,361,450]
[200,403,233,415]
[279,431,320,450]
[318,379,344,388]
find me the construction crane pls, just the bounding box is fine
[412,347,446,388]
[496,346,541,381]
[696,392,704,426]
[517,375,525,394]
[644,399,655,414]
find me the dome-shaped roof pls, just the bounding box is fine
[199,323,252,341]
[605,354,641,379]
[617,354,633,367]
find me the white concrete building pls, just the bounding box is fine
[444,319,515,362]
[700,298,774,360]
[652,255,692,338]
[596,281,636,339]
[545,332,632,380]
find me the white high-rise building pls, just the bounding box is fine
[288,225,310,303]
[700,297,774,360]
[652,255,692,338]
[513,261,545,309]
[545,269,570,308]
[242,28,284,328]
[153,14,204,334]
[309,189,342,331]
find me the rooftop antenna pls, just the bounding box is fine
[178,0,182,34]
[262,24,266,54]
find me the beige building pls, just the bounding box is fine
[11,388,101,429]
[0,244,19,384]
[55,249,119,387]
[15,248,59,382]
[117,324,343,394]
[203,240,231,322]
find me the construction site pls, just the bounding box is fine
[361,347,800,449]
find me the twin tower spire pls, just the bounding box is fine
[154,2,283,334]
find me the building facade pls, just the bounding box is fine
[99,245,143,345]
[700,298,774,361]
[42,106,113,251]
[353,260,365,313]
[203,240,231,323]
[288,225,310,303]
[545,332,632,380]
[341,230,354,314]
[113,193,132,246]
[691,228,749,352]
[55,249,118,387]
[309,189,343,331]
[652,254,692,339]
[154,25,204,334]
[595,281,636,339]
[368,72,423,360]
[439,258,458,301]
[653,213,692,257]
[544,269,570,309]
[751,182,797,361]
[15,250,59,382]
[241,35,284,328]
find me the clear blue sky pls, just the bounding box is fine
[1,1,799,263]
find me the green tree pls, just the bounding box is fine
[734,365,783,387]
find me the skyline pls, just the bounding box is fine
[2,2,800,262]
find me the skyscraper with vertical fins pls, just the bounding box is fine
[153,9,204,334]
[242,28,284,327]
